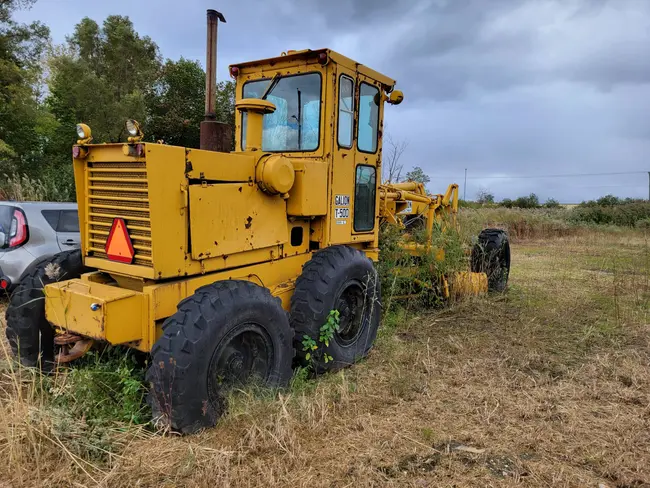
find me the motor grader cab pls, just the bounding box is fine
[5,11,511,434]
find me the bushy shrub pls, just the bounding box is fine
[513,193,540,209]
[498,194,540,209]
[544,198,561,208]
[569,201,650,227]
[378,220,467,309]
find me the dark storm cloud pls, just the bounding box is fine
[282,0,650,101]
[14,0,650,201]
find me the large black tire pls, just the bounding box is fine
[146,280,294,434]
[471,229,511,292]
[291,245,381,373]
[5,249,87,369]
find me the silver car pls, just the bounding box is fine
[0,202,80,292]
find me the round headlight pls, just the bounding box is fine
[76,123,90,139]
[126,119,139,137]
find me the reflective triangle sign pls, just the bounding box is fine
[105,218,135,264]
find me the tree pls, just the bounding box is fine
[214,80,236,148]
[596,194,620,206]
[47,15,161,154]
[214,80,236,129]
[544,198,560,208]
[383,135,408,183]
[513,193,539,208]
[146,58,205,148]
[0,0,51,175]
[500,198,514,208]
[147,61,234,148]
[476,188,495,204]
[404,166,430,185]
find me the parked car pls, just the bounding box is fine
[0,202,80,292]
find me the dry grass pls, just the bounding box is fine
[1,230,649,487]
[457,207,641,242]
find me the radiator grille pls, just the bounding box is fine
[86,161,153,267]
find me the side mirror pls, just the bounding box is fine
[387,90,404,105]
[0,231,6,249]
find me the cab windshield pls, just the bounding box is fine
[242,73,321,152]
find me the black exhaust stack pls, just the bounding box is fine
[199,9,232,152]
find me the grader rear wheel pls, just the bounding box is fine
[290,245,381,373]
[471,229,511,292]
[146,280,293,434]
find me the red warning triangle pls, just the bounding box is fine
[105,218,135,264]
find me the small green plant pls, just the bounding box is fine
[302,335,317,361]
[302,309,340,364]
[51,347,150,425]
[320,309,340,346]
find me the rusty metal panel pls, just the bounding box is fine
[189,183,288,260]
[199,120,233,152]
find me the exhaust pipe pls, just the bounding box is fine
[199,9,232,152]
[204,9,224,117]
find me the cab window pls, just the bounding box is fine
[337,76,354,148]
[242,73,322,152]
[357,83,379,153]
[354,165,376,232]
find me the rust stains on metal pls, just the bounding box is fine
[56,337,94,363]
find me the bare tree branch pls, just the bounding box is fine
[383,134,408,184]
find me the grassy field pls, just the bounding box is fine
[1,230,649,487]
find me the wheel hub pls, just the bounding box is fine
[226,352,245,375]
[208,325,274,403]
[335,281,366,346]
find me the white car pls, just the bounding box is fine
[0,202,80,292]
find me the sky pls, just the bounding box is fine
[15,0,650,202]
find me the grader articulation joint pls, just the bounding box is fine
[5,12,510,434]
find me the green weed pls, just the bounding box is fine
[52,347,150,425]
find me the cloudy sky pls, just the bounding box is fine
[16,0,650,202]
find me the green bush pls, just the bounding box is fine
[378,220,467,309]
[569,201,650,227]
[498,194,540,209]
[544,198,561,208]
[513,193,540,209]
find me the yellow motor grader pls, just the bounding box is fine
[5,11,510,433]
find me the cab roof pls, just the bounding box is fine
[230,48,396,89]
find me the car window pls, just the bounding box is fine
[0,206,14,235]
[41,210,60,231]
[58,210,79,232]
